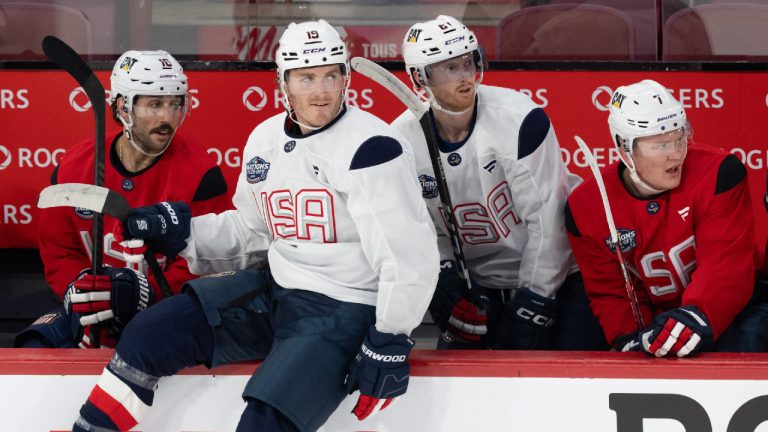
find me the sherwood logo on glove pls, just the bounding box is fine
[361,344,407,363]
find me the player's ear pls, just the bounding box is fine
[116,96,129,119]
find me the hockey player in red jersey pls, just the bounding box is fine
[15,50,230,349]
[566,79,768,356]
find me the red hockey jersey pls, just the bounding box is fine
[566,144,756,345]
[38,130,231,298]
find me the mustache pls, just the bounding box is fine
[151,124,174,134]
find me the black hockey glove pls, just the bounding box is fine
[123,201,191,259]
[490,287,556,350]
[345,326,414,421]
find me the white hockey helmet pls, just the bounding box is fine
[402,15,481,89]
[608,79,688,156]
[275,19,349,84]
[110,50,188,113]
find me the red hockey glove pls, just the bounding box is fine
[65,267,155,327]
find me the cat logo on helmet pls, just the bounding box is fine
[119,57,137,72]
[406,28,422,43]
[611,92,627,108]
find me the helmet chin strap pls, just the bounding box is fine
[624,156,667,195]
[118,115,174,158]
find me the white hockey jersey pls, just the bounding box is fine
[392,85,579,298]
[180,106,439,335]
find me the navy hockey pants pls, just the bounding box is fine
[73,268,375,432]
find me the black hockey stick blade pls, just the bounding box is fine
[38,183,174,299]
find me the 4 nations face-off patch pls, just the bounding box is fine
[604,228,637,254]
[246,156,271,184]
[419,174,439,199]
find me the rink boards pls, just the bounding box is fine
[2,349,768,431]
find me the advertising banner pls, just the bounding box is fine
[1,69,766,255]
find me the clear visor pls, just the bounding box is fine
[424,51,483,86]
[633,123,692,157]
[285,67,346,95]
[132,96,187,122]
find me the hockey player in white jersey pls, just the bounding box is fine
[71,20,439,432]
[392,15,606,350]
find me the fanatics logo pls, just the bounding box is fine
[605,228,637,254]
[678,206,690,221]
[419,174,439,199]
[483,159,497,173]
[246,156,271,184]
[447,152,462,166]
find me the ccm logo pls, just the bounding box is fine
[515,307,554,327]
[303,48,325,54]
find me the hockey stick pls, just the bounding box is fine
[350,57,473,291]
[38,183,173,299]
[574,136,644,330]
[43,35,108,346]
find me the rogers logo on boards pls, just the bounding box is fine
[592,86,614,111]
[242,86,375,112]
[0,146,65,169]
[1,204,33,224]
[208,148,241,168]
[243,86,268,112]
[0,145,11,170]
[512,88,549,108]
[0,89,30,109]
[592,85,725,111]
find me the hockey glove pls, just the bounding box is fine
[64,267,155,327]
[429,260,489,343]
[491,287,556,350]
[345,326,414,421]
[613,331,643,352]
[121,201,191,259]
[640,305,714,357]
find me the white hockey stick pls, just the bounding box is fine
[574,136,645,330]
[38,183,173,298]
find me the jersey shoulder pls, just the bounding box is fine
[341,107,406,171]
[55,130,122,183]
[681,144,746,196]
